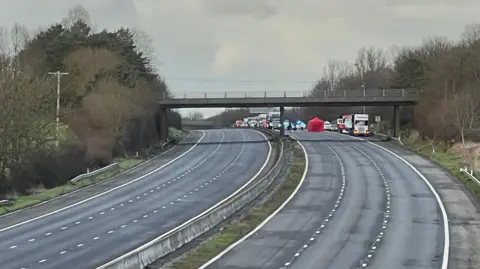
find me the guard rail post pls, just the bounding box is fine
[0,200,13,207]
[70,163,120,184]
[460,167,480,186]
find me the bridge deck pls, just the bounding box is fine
[159,89,420,108]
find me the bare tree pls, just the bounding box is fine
[10,23,30,73]
[188,111,204,120]
[61,5,92,29]
[63,47,121,107]
[450,84,480,144]
[130,27,156,67]
[0,26,9,75]
[0,71,55,176]
[461,23,480,45]
[323,60,338,91]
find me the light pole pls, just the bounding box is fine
[355,63,366,113]
[48,71,69,148]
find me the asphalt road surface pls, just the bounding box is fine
[204,131,443,269]
[0,128,271,269]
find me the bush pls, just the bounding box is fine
[9,144,88,193]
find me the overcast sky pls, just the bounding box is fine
[1,0,479,117]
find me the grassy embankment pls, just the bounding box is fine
[167,143,306,269]
[0,127,187,216]
[402,136,480,199]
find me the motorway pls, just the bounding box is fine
[203,131,444,269]
[0,129,271,269]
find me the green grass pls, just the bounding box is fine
[169,127,188,141]
[402,137,480,199]
[0,123,186,215]
[0,157,143,216]
[167,146,306,269]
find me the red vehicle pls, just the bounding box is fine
[336,117,344,131]
[337,114,352,133]
[234,120,243,127]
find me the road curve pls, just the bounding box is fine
[0,128,271,269]
[202,131,444,269]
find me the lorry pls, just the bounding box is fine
[337,114,352,134]
[351,114,370,136]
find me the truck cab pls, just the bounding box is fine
[338,114,352,134]
[351,114,370,136]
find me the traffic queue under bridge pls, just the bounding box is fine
[156,89,420,140]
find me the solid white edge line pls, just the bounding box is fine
[96,129,273,268]
[336,132,449,269]
[0,131,194,220]
[198,138,309,269]
[0,131,206,233]
[363,138,450,269]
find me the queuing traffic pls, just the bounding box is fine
[233,112,373,137]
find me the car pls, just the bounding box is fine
[330,123,338,131]
[324,121,332,130]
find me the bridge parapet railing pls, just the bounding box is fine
[171,89,422,99]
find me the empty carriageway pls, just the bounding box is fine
[0,129,272,269]
[201,131,446,269]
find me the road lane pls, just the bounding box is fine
[346,134,442,268]
[0,128,271,269]
[293,132,443,269]
[201,131,443,269]
[202,132,343,269]
[0,131,206,229]
[286,133,388,269]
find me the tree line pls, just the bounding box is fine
[211,23,480,144]
[0,5,181,198]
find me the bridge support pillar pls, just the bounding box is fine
[393,105,400,138]
[280,106,285,137]
[159,107,168,142]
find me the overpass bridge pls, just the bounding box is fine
[157,89,421,140]
[159,89,419,108]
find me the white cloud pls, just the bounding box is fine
[1,0,479,117]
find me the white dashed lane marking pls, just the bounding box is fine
[351,144,391,269]
[7,131,253,257]
[281,144,347,268]
[279,139,393,269]
[12,131,259,268]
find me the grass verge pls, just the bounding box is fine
[402,137,480,199]
[0,128,188,216]
[0,157,143,216]
[169,127,188,141]
[167,144,306,269]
